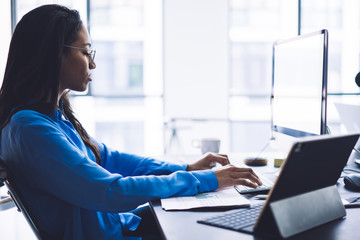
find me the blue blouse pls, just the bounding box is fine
[0,109,218,239]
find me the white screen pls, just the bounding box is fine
[272,31,327,137]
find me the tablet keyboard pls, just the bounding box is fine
[235,173,274,194]
[235,183,271,194]
[197,204,263,232]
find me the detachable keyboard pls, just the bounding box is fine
[197,204,263,233]
[235,183,271,194]
[235,173,274,194]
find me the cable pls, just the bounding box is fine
[254,141,271,160]
[326,126,331,135]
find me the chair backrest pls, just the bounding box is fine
[0,160,42,239]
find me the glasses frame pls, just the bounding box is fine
[64,45,96,64]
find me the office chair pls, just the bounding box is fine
[0,160,42,239]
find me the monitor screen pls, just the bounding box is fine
[271,29,328,146]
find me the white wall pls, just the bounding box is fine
[163,0,230,155]
[163,0,229,119]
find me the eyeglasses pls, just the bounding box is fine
[64,45,96,64]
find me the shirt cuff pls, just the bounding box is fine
[191,170,218,193]
[165,162,188,172]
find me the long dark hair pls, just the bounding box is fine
[0,4,101,164]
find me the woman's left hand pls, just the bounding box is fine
[186,153,230,171]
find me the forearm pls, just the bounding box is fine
[79,169,218,212]
[100,144,187,176]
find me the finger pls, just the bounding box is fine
[229,169,262,186]
[210,154,230,166]
[241,171,262,186]
[231,167,262,182]
[217,154,230,165]
[236,179,258,189]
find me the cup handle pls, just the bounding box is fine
[192,139,200,148]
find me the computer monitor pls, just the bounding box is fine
[270,29,328,153]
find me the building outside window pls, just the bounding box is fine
[229,0,298,152]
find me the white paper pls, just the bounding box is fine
[161,187,251,210]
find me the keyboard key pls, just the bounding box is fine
[235,172,274,194]
[197,204,263,232]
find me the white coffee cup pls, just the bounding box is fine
[192,138,221,154]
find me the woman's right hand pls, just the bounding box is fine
[213,165,262,189]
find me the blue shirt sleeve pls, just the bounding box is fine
[1,110,218,213]
[97,142,189,177]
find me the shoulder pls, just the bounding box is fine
[11,110,54,126]
[2,110,64,155]
[6,110,59,137]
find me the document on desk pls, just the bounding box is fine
[160,187,250,210]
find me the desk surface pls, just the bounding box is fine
[151,152,360,240]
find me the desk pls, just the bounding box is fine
[151,152,360,240]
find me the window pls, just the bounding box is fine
[80,0,163,155]
[90,41,144,96]
[229,0,298,152]
[90,0,144,96]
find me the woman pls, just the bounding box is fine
[0,4,261,240]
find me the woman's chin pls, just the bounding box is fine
[70,87,88,94]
